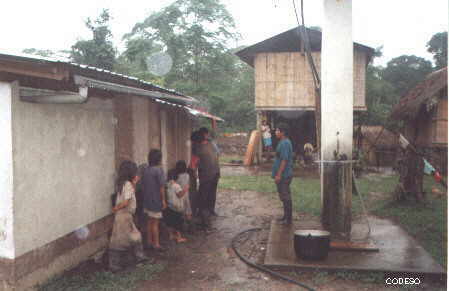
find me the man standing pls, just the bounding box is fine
[191,128,220,227]
[272,123,294,225]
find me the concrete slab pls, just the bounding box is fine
[264,217,445,275]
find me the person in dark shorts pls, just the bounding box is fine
[272,123,294,225]
[142,149,167,251]
[191,128,220,227]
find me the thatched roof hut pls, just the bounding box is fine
[391,67,447,121]
[358,126,397,149]
[355,126,398,167]
[390,67,447,174]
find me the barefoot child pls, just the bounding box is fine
[175,160,191,220]
[142,149,167,252]
[109,160,148,271]
[164,169,188,243]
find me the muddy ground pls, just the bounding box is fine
[134,185,444,290]
[50,167,445,291]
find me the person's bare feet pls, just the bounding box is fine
[176,237,187,243]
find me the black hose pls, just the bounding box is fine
[231,228,315,291]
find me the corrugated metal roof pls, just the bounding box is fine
[0,51,195,103]
[155,99,224,122]
[0,51,225,121]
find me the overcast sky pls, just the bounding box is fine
[1,0,447,66]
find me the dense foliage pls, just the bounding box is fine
[22,4,446,132]
[70,9,117,71]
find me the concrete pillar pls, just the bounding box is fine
[320,0,353,238]
[0,82,15,259]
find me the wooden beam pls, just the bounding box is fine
[0,59,69,81]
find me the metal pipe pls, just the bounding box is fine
[74,75,197,105]
[20,86,88,104]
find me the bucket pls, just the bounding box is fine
[294,230,330,260]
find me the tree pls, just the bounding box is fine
[123,0,239,93]
[120,0,256,131]
[22,48,55,58]
[427,31,447,69]
[381,55,433,98]
[70,9,116,70]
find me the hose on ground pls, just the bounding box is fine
[231,228,315,291]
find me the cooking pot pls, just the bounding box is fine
[294,230,330,260]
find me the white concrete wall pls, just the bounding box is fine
[11,83,115,257]
[321,0,353,160]
[0,82,15,259]
[132,96,150,165]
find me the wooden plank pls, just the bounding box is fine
[160,109,168,172]
[330,240,379,252]
[0,59,68,80]
[148,101,161,150]
[243,130,261,166]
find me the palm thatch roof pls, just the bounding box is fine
[391,67,447,120]
[358,125,397,149]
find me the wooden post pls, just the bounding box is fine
[255,111,263,164]
[160,109,168,172]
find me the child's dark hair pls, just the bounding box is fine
[148,149,162,166]
[191,130,202,143]
[175,160,187,175]
[116,160,137,194]
[167,168,178,181]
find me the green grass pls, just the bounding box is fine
[38,261,165,291]
[219,154,243,164]
[219,173,447,267]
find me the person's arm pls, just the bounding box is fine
[275,142,289,183]
[160,186,167,209]
[176,186,187,198]
[113,181,133,212]
[113,199,130,213]
[275,160,287,184]
[190,154,199,170]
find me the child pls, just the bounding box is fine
[175,160,191,219]
[142,149,167,252]
[164,169,188,243]
[109,160,148,271]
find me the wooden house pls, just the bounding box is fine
[391,67,448,174]
[235,26,374,155]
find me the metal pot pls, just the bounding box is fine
[294,230,330,260]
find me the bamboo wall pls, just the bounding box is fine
[407,96,447,148]
[254,50,367,109]
[432,96,447,146]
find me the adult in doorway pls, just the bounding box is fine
[191,128,221,227]
[272,123,294,225]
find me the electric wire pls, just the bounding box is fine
[292,0,321,90]
[231,228,315,291]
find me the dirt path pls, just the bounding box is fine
[136,187,444,291]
